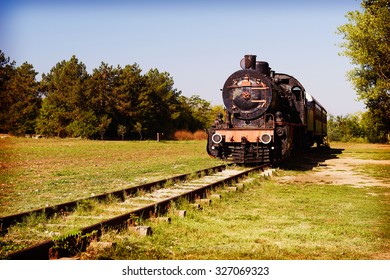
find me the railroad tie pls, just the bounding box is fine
[196,198,212,206]
[175,210,186,218]
[210,194,222,200]
[128,226,152,236]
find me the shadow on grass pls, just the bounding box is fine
[275,147,345,171]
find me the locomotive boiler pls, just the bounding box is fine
[207,55,327,164]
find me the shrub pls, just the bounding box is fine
[193,130,207,140]
[174,130,194,140]
[174,130,207,140]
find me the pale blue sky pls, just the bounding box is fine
[1,0,366,116]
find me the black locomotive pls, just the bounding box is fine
[207,55,327,164]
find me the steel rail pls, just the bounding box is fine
[7,164,268,260]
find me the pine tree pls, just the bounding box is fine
[36,55,93,137]
[0,50,16,133]
[6,63,41,135]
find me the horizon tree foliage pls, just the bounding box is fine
[175,95,213,132]
[0,50,218,139]
[87,62,123,139]
[136,68,182,138]
[327,113,365,142]
[2,49,387,142]
[0,50,16,133]
[36,55,92,137]
[114,63,145,137]
[0,50,41,135]
[360,110,389,142]
[327,112,388,143]
[337,0,390,142]
[6,63,41,135]
[186,95,213,130]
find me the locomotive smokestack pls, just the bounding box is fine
[256,61,270,76]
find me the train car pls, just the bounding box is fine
[207,55,327,164]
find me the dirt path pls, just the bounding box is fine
[276,152,390,259]
[277,156,390,188]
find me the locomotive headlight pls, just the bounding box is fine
[212,133,223,144]
[260,133,272,144]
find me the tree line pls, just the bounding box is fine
[327,112,389,143]
[0,50,223,140]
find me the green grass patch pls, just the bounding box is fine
[92,176,390,260]
[0,138,222,215]
[355,164,390,183]
[330,142,390,160]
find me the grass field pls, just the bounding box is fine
[1,138,389,259]
[0,138,223,215]
[331,142,390,160]
[96,178,389,260]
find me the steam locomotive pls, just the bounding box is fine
[207,55,327,164]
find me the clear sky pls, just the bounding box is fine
[1,0,366,116]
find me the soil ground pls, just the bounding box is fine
[278,149,390,188]
[278,155,390,188]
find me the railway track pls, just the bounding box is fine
[2,164,269,260]
[0,165,227,233]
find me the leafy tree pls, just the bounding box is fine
[209,104,225,128]
[360,110,389,142]
[174,96,198,132]
[133,122,143,140]
[174,95,217,132]
[117,124,127,140]
[327,113,366,142]
[36,101,67,137]
[97,115,112,140]
[186,95,212,130]
[327,115,342,142]
[337,0,390,142]
[343,113,365,141]
[66,109,98,138]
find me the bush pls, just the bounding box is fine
[341,136,367,143]
[174,130,207,140]
[193,130,207,140]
